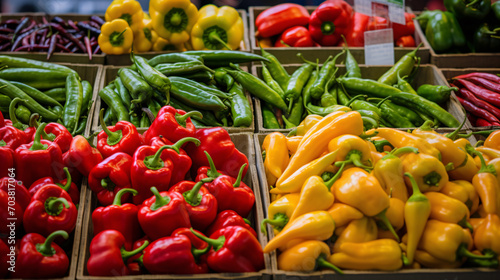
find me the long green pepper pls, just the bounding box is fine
[133,54,171,104]
[377,43,422,86]
[260,47,290,90]
[261,62,285,100]
[114,77,131,108]
[99,84,130,122]
[284,62,314,109]
[229,83,252,127]
[309,51,344,99]
[118,68,153,106]
[262,101,281,129]
[9,81,62,107]
[63,73,83,134]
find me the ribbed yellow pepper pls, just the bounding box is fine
[448,153,479,182]
[401,152,449,193]
[327,134,373,169]
[152,37,186,52]
[105,0,144,32]
[425,192,472,231]
[149,0,198,44]
[332,216,378,253]
[288,175,335,221]
[413,249,463,268]
[440,181,472,210]
[327,203,364,228]
[278,240,343,273]
[98,19,134,55]
[133,18,159,52]
[262,132,289,187]
[191,5,243,50]
[261,193,299,236]
[472,151,500,215]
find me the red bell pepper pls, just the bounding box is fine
[0,146,13,178]
[14,123,65,187]
[255,3,310,38]
[28,167,80,205]
[396,35,416,47]
[0,189,23,235]
[34,122,73,154]
[0,125,27,150]
[195,151,228,181]
[0,239,9,278]
[185,127,249,179]
[191,226,265,272]
[274,26,314,47]
[341,12,370,47]
[309,0,353,46]
[205,210,257,238]
[172,227,208,250]
[170,178,218,231]
[149,135,194,185]
[138,187,191,240]
[142,234,210,274]
[131,137,199,205]
[127,236,150,275]
[87,230,149,276]
[92,188,143,250]
[97,109,143,159]
[88,152,133,206]
[143,105,201,145]
[23,183,77,237]
[0,177,31,210]
[0,111,4,128]
[204,164,255,218]
[11,230,69,278]
[64,135,103,178]
[367,12,416,41]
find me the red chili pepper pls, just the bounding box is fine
[0,147,13,178]
[0,239,9,278]
[87,230,149,276]
[367,12,415,41]
[170,178,218,231]
[28,167,80,205]
[172,228,208,250]
[396,35,416,47]
[454,85,500,120]
[36,122,73,153]
[255,3,310,38]
[88,152,133,206]
[453,72,500,84]
[97,109,143,158]
[275,26,314,47]
[341,12,370,47]
[190,226,265,272]
[131,137,199,205]
[149,135,194,185]
[143,105,201,145]
[454,78,500,108]
[142,234,210,274]
[0,177,31,210]
[138,187,191,240]
[308,0,353,46]
[185,127,249,179]
[14,123,64,187]
[23,183,77,237]
[12,231,69,278]
[476,118,500,126]
[195,151,228,181]
[0,189,23,235]
[92,188,143,250]
[456,96,500,124]
[64,135,103,178]
[205,210,257,238]
[464,76,500,93]
[0,125,27,150]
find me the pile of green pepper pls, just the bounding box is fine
[0,55,93,135]
[99,50,268,128]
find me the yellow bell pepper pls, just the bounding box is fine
[133,18,159,52]
[472,151,500,215]
[295,114,323,136]
[285,136,302,155]
[152,37,186,52]
[289,175,335,221]
[263,211,335,253]
[150,0,198,45]
[377,197,405,240]
[329,239,404,271]
[473,214,500,266]
[327,203,364,228]
[425,192,473,231]
[413,249,463,268]
[453,180,480,215]
[401,152,449,193]
[261,193,299,236]
[484,130,500,150]
[262,132,289,187]
[105,0,144,32]
[327,134,373,169]
[278,240,343,273]
[191,5,243,50]
[371,127,441,159]
[332,216,378,253]
[98,19,134,55]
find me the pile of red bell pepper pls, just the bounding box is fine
[255,0,417,48]
[85,105,265,275]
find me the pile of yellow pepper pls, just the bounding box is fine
[98,0,244,54]
[261,110,500,272]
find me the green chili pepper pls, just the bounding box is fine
[394,71,417,95]
[62,74,83,134]
[302,69,319,109]
[43,88,66,103]
[285,62,314,109]
[362,116,379,130]
[343,38,361,78]
[306,103,350,117]
[81,80,93,115]
[147,98,162,118]
[132,53,171,104]
[336,82,351,106]
[9,81,63,107]
[170,82,227,111]
[357,109,380,122]
[0,94,11,109]
[320,74,338,107]
[129,112,140,127]
[179,70,215,84]
[15,103,31,124]
[309,51,344,99]
[183,50,269,67]
[99,84,130,122]
[262,102,281,129]
[416,84,457,104]
[8,98,29,129]
[346,95,382,117]
[169,97,222,127]
[283,95,304,127]
[140,112,151,127]
[114,77,131,109]
[169,76,230,99]
[73,116,87,136]
[377,43,422,85]
[375,98,415,128]
[146,53,203,67]
[260,46,290,90]
[191,118,209,128]
[118,68,153,106]
[0,55,77,76]
[229,83,252,127]
[214,67,234,92]
[154,61,213,76]
[261,62,285,100]
[103,107,116,126]
[152,88,168,106]
[0,68,68,90]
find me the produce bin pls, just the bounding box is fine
[77,132,272,280]
[253,132,500,280]
[249,6,430,65]
[252,63,469,133]
[104,10,251,66]
[92,65,255,134]
[0,13,105,65]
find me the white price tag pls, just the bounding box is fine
[354,0,405,24]
[364,29,394,66]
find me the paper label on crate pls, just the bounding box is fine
[354,0,405,24]
[364,29,395,65]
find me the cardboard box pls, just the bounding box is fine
[252,64,468,133]
[92,65,255,134]
[249,6,430,65]
[77,133,272,280]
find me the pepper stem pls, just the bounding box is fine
[233,163,247,188]
[8,97,27,129]
[473,150,498,176]
[375,96,392,108]
[458,216,474,233]
[29,122,48,151]
[149,187,171,211]
[445,112,467,140]
[56,167,72,192]
[184,178,214,207]
[457,243,496,260]
[466,0,480,7]
[324,161,347,189]
[101,178,115,192]
[260,213,289,235]
[418,120,435,131]
[405,172,427,200]
[296,53,318,66]
[113,188,138,206]
[121,240,149,262]
[345,94,367,107]
[383,146,419,160]
[375,209,400,242]
[143,145,170,170]
[192,244,211,260]
[99,108,123,146]
[176,111,203,128]
[316,254,344,274]
[45,197,70,216]
[208,31,232,50]
[190,228,226,252]
[204,151,222,178]
[423,171,442,187]
[36,230,68,257]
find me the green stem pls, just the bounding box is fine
[383,146,419,160]
[375,209,400,242]
[101,178,115,192]
[190,228,226,251]
[176,111,203,128]
[404,172,427,202]
[260,213,289,235]
[348,152,373,170]
[458,216,474,233]
[376,96,392,108]
[324,161,347,189]
[29,122,48,151]
[316,255,344,274]
[36,230,68,256]
[466,0,480,7]
[296,53,318,66]
[56,167,72,192]
[445,112,467,140]
[113,188,138,206]
[99,108,122,146]
[208,31,232,50]
[423,171,442,187]
[233,163,247,188]
[345,94,367,107]
[149,187,171,211]
[418,120,435,131]
[204,151,222,178]
[192,244,211,260]
[45,197,70,216]
[457,243,495,260]
[184,178,214,206]
[121,240,149,262]
[9,97,27,129]
[143,145,170,170]
[473,150,497,175]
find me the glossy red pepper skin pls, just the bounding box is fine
[88,152,133,206]
[37,123,73,153]
[185,127,249,179]
[309,0,353,46]
[143,106,197,145]
[367,12,416,41]
[255,3,310,38]
[149,136,192,185]
[341,12,370,47]
[396,35,416,47]
[0,147,13,178]
[0,189,23,235]
[0,111,4,128]
[64,135,103,178]
[172,228,208,250]
[0,177,31,210]
[0,125,27,150]
[0,239,9,278]
[92,188,143,250]
[275,26,315,47]
[28,169,80,205]
[23,184,77,237]
[97,121,143,159]
[206,210,257,238]
[138,188,191,240]
[127,236,150,275]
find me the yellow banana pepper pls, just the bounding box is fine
[263,211,335,253]
[454,180,480,215]
[286,136,302,155]
[261,193,299,236]
[472,151,500,215]
[152,37,186,52]
[289,175,336,221]
[98,19,134,55]
[449,153,479,182]
[332,216,378,253]
[296,115,323,136]
[327,203,364,228]
[262,132,289,187]
[329,239,404,271]
[327,134,373,169]
[484,130,500,150]
[377,197,405,240]
[487,157,500,182]
[105,0,144,32]
[476,146,500,160]
[413,249,463,268]
[425,192,473,231]
[133,18,159,52]
[149,0,198,44]
[401,152,449,192]
[473,214,500,266]
[371,127,441,159]
[278,240,343,273]
[441,181,475,213]
[191,5,243,50]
